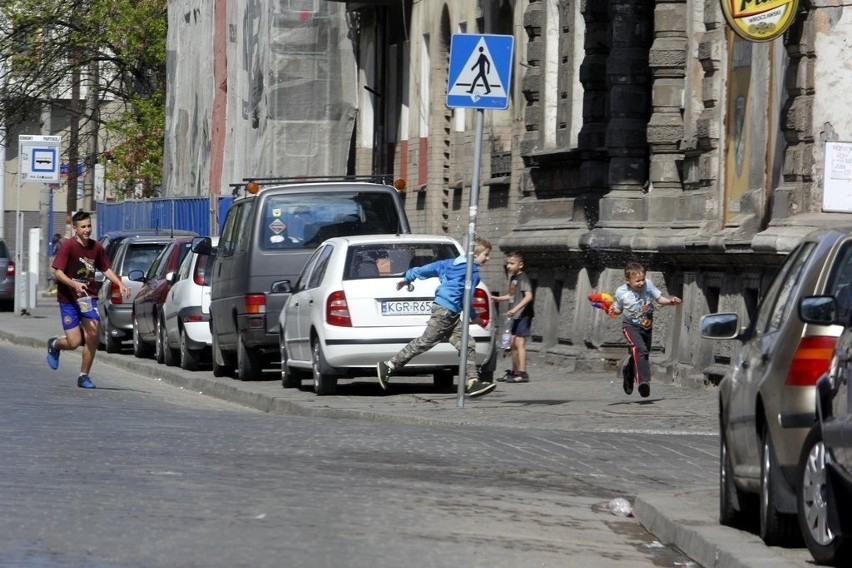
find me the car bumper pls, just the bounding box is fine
[182,320,212,347]
[106,303,133,332]
[319,329,493,369]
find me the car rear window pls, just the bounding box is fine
[0,240,8,258]
[344,243,458,280]
[122,244,169,276]
[260,192,402,251]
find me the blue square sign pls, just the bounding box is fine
[446,34,514,110]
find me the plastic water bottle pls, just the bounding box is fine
[500,315,513,350]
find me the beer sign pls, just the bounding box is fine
[721,0,799,42]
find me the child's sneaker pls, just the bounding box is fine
[466,379,496,398]
[46,337,60,370]
[77,374,96,389]
[510,371,529,383]
[638,382,650,398]
[376,361,394,390]
[496,369,513,382]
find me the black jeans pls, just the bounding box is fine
[621,324,652,385]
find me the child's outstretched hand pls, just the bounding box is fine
[588,292,616,317]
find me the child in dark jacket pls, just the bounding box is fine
[377,236,496,398]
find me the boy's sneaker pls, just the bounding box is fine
[620,356,633,395]
[496,369,513,382]
[77,374,96,389]
[638,382,650,398]
[46,337,60,370]
[377,361,393,390]
[466,379,496,398]
[510,372,530,383]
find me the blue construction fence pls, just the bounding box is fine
[95,196,235,237]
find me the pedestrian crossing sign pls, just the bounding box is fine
[447,34,514,110]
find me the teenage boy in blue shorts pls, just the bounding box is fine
[377,236,496,398]
[46,211,129,388]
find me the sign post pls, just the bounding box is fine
[446,34,513,408]
[17,135,61,315]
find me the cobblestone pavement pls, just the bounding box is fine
[1,301,811,568]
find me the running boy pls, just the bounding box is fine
[610,261,681,398]
[46,210,129,388]
[377,236,496,398]
[492,251,534,383]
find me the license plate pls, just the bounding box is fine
[380,299,432,316]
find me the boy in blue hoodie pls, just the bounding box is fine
[377,236,496,398]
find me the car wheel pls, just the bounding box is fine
[179,328,200,371]
[279,330,301,388]
[433,370,454,391]
[211,330,232,378]
[104,320,122,354]
[132,316,152,358]
[760,426,800,545]
[720,427,751,528]
[311,339,336,396]
[236,333,263,381]
[797,424,852,565]
[154,318,165,364]
[160,318,178,366]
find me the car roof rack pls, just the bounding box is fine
[228,175,398,198]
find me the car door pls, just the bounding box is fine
[728,243,815,467]
[285,245,331,363]
[135,246,170,338]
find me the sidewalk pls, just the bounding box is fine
[1,300,811,568]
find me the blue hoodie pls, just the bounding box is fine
[403,255,480,318]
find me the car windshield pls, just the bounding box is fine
[344,243,459,280]
[259,192,402,250]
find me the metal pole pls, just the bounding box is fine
[14,173,22,314]
[457,108,485,408]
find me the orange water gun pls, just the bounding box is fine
[588,292,616,317]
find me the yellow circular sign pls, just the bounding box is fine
[721,0,799,42]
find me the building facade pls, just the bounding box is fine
[166,0,852,386]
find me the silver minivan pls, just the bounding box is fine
[700,227,852,545]
[198,179,411,381]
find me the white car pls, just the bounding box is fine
[159,236,219,370]
[277,234,497,395]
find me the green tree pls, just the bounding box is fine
[0,0,167,199]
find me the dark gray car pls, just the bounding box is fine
[199,180,410,381]
[0,239,14,310]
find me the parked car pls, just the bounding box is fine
[130,236,196,360]
[0,239,14,311]
[97,235,185,353]
[277,234,497,395]
[796,295,852,566]
[160,237,219,370]
[699,227,852,545]
[196,179,411,381]
[96,229,197,291]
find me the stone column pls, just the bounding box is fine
[605,0,654,192]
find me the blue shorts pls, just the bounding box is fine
[59,299,100,331]
[510,317,532,338]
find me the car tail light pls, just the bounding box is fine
[6,260,14,277]
[244,294,266,314]
[326,290,351,327]
[110,281,124,304]
[785,335,836,386]
[473,287,490,327]
[193,255,209,286]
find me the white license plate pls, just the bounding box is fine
[380,299,433,316]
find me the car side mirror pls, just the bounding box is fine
[271,280,292,294]
[166,271,177,285]
[699,313,741,340]
[191,236,212,255]
[94,270,105,283]
[799,295,837,325]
